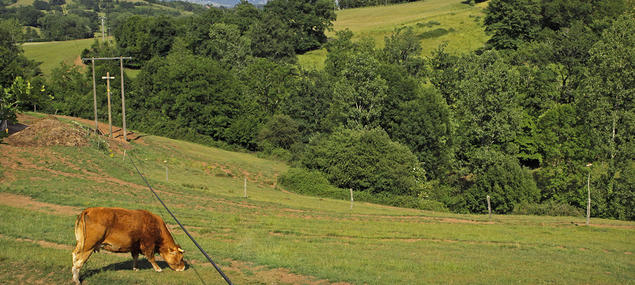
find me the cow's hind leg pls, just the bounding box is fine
[72,249,93,285]
[131,250,140,271]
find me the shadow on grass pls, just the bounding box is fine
[81,259,188,282]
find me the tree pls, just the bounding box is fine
[330,53,387,128]
[0,19,38,88]
[281,69,335,139]
[38,13,92,41]
[114,16,176,67]
[577,14,634,219]
[264,0,336,53]
[248,12,296,61]
[258,114,301,150]
[130,50,242,141]
[302,128,422,196]
[484,0,542,50]
[459,148,540,214]
[381,26,424,76]
[207,23,251,68]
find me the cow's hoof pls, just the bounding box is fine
[133,268,139,271]
[155,269,163,273]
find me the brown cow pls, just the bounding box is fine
[72,207,185,284]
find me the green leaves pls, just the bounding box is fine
[302,128,422,196]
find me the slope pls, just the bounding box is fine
[0,113,633,284]
[298,0,489,69]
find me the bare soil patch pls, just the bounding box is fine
[190,259,351,285]
[0,192,80,216]
[6,116,89,147]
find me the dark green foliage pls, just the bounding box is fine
[281,69,334,139]
[264,0,335,53]
[417,28,454,39]
[459,149,540,214]
[38,13,92,41]
[278,167,347,199]
[301,128,422,196]
[484,0,542,49]
[130,51,241,142]
[382,27,425,75]
[114,16,177,68]
[247,13,296,61]
[279,167,447,211]
[258,114,301,150]
[47,64,91,118]
[0,19,37,87]
[512,201,583,217]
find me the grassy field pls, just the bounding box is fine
[0,113,633,284]
[22,38,143,79]
[22,38,96,77]
[298,0,489,69]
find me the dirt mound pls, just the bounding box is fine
[6,116,89,147]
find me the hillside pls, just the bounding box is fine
[0,113,633,284]
[299,0,489,69]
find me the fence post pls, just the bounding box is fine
[350,188,354,210]
[487,195,491,220]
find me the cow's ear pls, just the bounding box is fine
[178,248,184,253]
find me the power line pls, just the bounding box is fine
[127,152,233,285]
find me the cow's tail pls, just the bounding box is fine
[74,210,87,253]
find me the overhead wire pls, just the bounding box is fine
[127,151,233,285]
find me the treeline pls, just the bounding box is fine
[0,0,205,42]
[1,0,633,220]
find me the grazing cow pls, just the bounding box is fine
[72,207,185,284]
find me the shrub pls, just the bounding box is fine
[512,201,583,217]
[460,148,540,214]
[301,128,422,196]
[279,167,447,211]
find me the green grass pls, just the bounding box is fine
[1,114,633,284]
[298,0,490,70]
[22,38,95,77]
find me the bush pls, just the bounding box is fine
[459,148,540,214]
[301,128,422,196]
[512,201,583,217]
[279,167,448,211]
[278,167,347,199]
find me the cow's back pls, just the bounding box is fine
[80,207,162,252]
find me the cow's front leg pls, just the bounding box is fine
[144,250,162,272]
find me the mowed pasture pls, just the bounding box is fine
[298,0,489,69]
[22,38,95,77]
[0,113,633,284]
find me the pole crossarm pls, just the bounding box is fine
[82,57,132,61]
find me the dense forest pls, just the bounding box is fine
[1,0,633,220]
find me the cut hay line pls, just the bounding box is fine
[0,193,80,216]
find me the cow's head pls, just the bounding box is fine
[161,245,185,271]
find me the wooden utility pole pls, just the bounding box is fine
[91,58,98,134]
[120,57,127,141]
[101,72,115,138]
[82,56,132,140]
